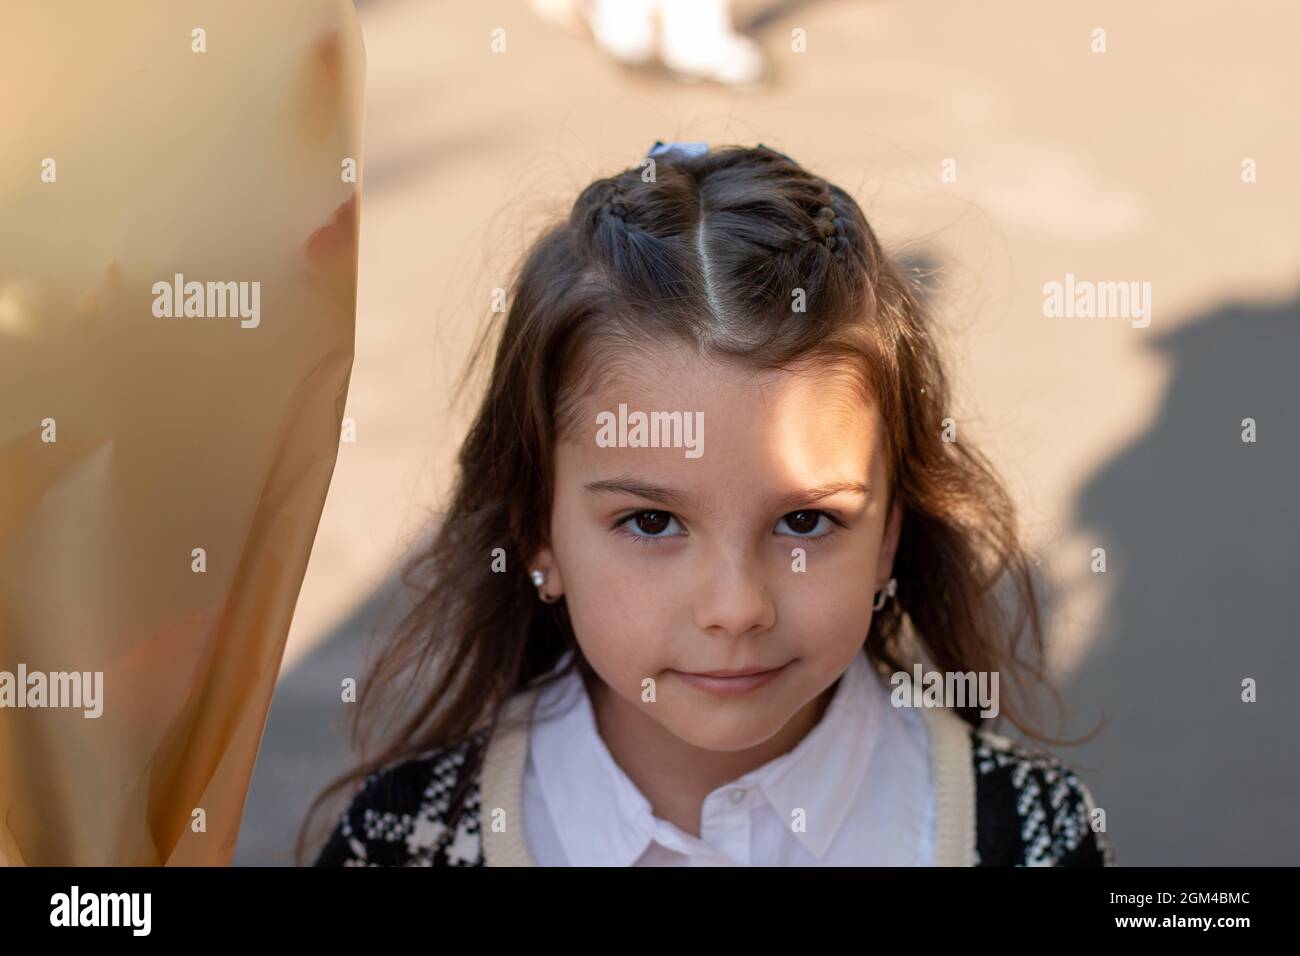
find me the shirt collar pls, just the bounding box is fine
[530,653,659,867]
[529,649,884,865]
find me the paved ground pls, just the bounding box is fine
[236,0,1300,865]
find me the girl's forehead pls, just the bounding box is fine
[573,343,871,414]
[553,339,888,476]
[562,353,884,471]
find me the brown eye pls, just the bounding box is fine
[775,510,837,539]
[615,510,684,542]
[633,511,672,535]
[783,510,821,534]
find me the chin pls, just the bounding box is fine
[664,708,788,753]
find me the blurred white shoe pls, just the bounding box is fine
[531,0,765,86]
[657,0,766,86]
[582,0,659,67]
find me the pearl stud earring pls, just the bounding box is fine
[530,569,559,603]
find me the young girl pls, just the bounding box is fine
[303,141,1115,867]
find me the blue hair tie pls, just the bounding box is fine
[647,139,709,160]
[647,141,799,165]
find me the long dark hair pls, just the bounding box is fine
[296,143,1086,864]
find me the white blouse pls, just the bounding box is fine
[521,649,935,866]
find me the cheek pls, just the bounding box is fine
[552,520,668,668]
[780,539,878,646]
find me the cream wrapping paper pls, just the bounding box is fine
[0,0,365,864]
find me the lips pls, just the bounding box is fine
[673,661,792,695]
[686,665,784,678]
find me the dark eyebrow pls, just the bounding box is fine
[584,477,870,512]
[771,481,871,512]
[584,477,690,509]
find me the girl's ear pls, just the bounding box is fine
[875,498,903,590]
[530,545,566,598]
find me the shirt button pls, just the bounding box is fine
[728,787,746,804]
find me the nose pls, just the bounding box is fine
[691,547,776,637]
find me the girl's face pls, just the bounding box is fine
[535,342,902,753]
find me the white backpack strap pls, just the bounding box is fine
[921,703,977,866]
[481,686,541,866]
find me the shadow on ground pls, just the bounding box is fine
[1045,282,1300,865]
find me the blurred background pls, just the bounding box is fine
[236,0,1300,865]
